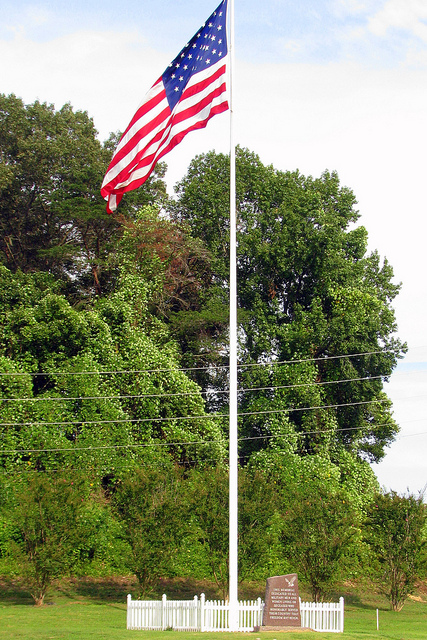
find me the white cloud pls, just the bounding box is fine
[369,0,427,41]
[1,20,426,495]
[25,5,52,27]
[0,28,167,139]
[331,0,375,18]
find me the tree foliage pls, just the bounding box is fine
[0,94,166,297]
[280,479,359,602]
[170,147,406,463]
[113,466,188,597]
[0,265,226,476]
[365,491,426,611]
[0,91,415,601]
[7,472,94,605]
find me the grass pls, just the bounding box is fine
[0,577,426,640]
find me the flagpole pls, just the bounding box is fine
[228,0,238,632]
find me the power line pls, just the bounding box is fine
[2,420,425,457]
[2,394,425,430]
[0,373,393,403]
[0,397,389,428]
[0,347,401,378]
[4,365,426,404]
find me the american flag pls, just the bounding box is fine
[101,0,229,213]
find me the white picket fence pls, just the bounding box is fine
[300,597,344,633]
[127,593,344,632]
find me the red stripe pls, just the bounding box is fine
[110,68,225,177]
[151,101,228,172]
[120,78,163,136]
[173,82,227,126]
[102,65,228,208]
[102,92,169,179]
[108,100,228,200]
[181,64,226,102]
[102,105,171,192]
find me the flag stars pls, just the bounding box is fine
[102,0,228,211]
[161,0,227,108]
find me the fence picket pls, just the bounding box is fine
[127,593,343,632]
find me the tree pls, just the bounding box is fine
[238,468,281,581]
[365,491,426,611]
[170,147,406,463]
[0,266,227,476]
[8,472,93,605]
[0,94,167,297]
[185,466,281,598]
[113,466,188,597]
[280,479,359,602]
[187,466,229,598]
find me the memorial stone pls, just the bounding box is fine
[262,574,301,628]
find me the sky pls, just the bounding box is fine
[1,0,426,497]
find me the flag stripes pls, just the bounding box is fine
[101,0,228,213]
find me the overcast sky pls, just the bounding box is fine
[1,0,426,497]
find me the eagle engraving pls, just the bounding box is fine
[285,576,297,587]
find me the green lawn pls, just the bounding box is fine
[1,579,426,640]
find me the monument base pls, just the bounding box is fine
[253,626,313,633]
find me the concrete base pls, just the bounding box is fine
[253,626,313,633]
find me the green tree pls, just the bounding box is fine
[238,468,281,581]
[0,94,167,297]
[0,266,226,476]
[116,206,230,408]
[280,480,359,602]
[365,491,426,611]
[113,466,187,597]
[8,472,94,605]
[186,467,281,598]
[170,147,406,463]
[187,466,229,598]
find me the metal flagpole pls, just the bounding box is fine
[228,0,238,632]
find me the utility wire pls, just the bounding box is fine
[3,366,426,404]
[1,394,425,430]
[2,419,425,456]
[0,396,396,429]
[0,373,394,403]
[0,347,401,377]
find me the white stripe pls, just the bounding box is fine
[114,81,165,152]
[122,91,227,188]
[115,82,227,190]
[103,59,227,191]
[101,95,169,188]
[178,57,226,93]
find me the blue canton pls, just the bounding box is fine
[162,0,228,111]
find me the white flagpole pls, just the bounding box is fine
[228,0,238,631]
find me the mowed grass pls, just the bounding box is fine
[1,578,426,640]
